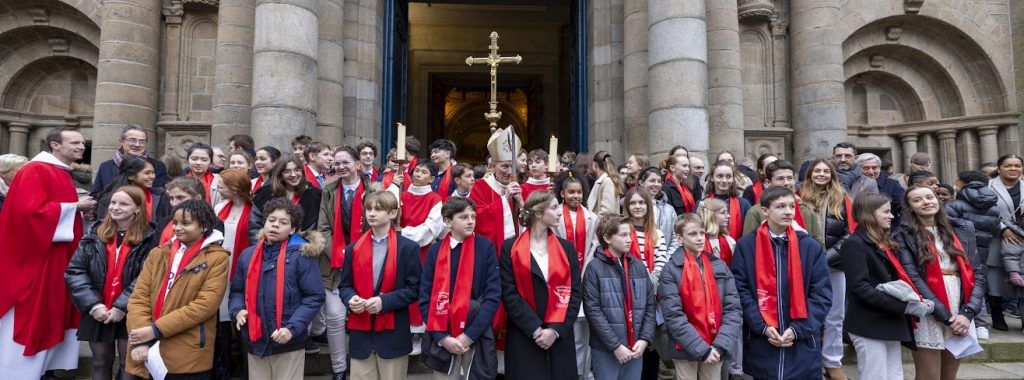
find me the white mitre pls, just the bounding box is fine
[486,125,522,162]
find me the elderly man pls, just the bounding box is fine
[832,142,878,200]
[90,125,169,196]
[857,153,904,222]
[0,154,28,212]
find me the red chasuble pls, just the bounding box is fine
[469,179,515,251]
[0,160,83,355]
[399,187,442,326]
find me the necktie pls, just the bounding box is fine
[317,175,325,188]
[343,188,354,212]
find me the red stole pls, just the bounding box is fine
[924,233,975,312]
[244,237,288,342]
[154,238,207,318]
[605,248,635,345]
[563,205,588,267]
[102,239,132,308]
[754,224,807,328]
[881,245,922,327]
[143,188,153,220]
[705,234,733,266]
[680,251,721,344]
[217,201,252,278]
[304,164,322,189]
[752,181,765,203]
[437,163,454,202]
[667,176,695,213]
[252,176,264,191]
[290,193,301,205]
[330,180,364,269]
[793,198,807,229]
[348,228,399,331]
[843,197,857,233]
[511,230,571,323]
[709,193,743,239]
[427,234,476,337]
[629,226,656,272]
[190,171,215,204]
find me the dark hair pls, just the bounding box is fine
[669,145,689,158]
[596,214,629,247]
[291,135,312,147]
[304,141,331,162]
[553,169,591,203]
[593,150,625,196]
[520,191,556,227]
[756,153,777,179]
[902,184,965,264]
[429,139,456,157]
[44,127,77,152]
[764,160,795,181]
[162,153,183,177]
[119,124,148,140]
[980,162,997,170]
[256,146,282,162]
[355,141,378,158]
[263,197,303,228]
[958,170,988,185]
[270,153,309,196]
[908,170,936,186]
[441,197,476,220]
[451,163,473,179]
[187,143,214,161]
[414,160,438,178]
[171,199,219,237]
[228,134,255,153]
[573,152,594,178]
[472,164,487,179]
[881,159,893,172]
[167,176,207,201]
[997,154,1023,168]
[937,183,955,195]
[527,149,548,163]
[852,193,898,251]
[405,135,422,155]
[759,186,796,208]
[97,157,154,212]
[833,142,857,155]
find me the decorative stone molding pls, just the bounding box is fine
[738,0,774,21]
[770,18,788,39]
[184,0,220,6]
[48,38,69,53]
[745,136,787,160]
[904,0,924,14]
[163,2,185,25]
[157,121,212,159]
[27,7,50,24]
[885,26,902,41]
[869,54,884,68]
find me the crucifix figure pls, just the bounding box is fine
[465,31,522,133]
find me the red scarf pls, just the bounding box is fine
[843,197,857,233]
[605,248,635,346]
[159,221,174,245]
[382,171,395,190]
[290,193,301,205]
[427,234,476,337]
[252,176,264,191]
[704,234,733,266]
[511,230,571,323]
[348,228,399,331]
[754,223,807,328]
[102,238,132,308]
[330,180,364,269]
[190,171,215,204]
[153,238,207,318]
[143,188,153,220]
[217,201,252,278]
[667,176,695,213]
[563,204,587,267]
[681,251,721,344]
[438,162,454,202]
[752,181,765,203]
[629,226,656,272]
[709,193,742,239]
[304,164,322,189]
[793,198,807,229]
[924,233,975,311]
[244,237,288,342]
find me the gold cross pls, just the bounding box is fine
[465,31,522,133]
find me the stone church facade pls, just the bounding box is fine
[0,0,1022,182]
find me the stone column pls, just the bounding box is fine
[789,0,847,162]
[959,129,979,172]
[978,126,1000,164]
[250,0,318,151]
[706,0,744,155]
[316,0,344,144]
[91,0,162,168]
[937,129,958,183]
[647,0,709,160]
[589,0,624,159]
[623,0,648,156]
[159,4,183,121]
[899,132,918,172]
[211,0,257,145]
[7,123,30,156]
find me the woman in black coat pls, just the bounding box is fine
[65,186,159,380]
[842,193,930,379]
[248,153,322,243]
[500,192,582,380]
[895,185,987,380]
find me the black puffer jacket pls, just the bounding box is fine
[893,218,987,322]
[65,224,159,313]
[945,182,1001,263]
[823,206,852,269]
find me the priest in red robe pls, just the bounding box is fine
[470,126,523,251]
[0,128,95,377]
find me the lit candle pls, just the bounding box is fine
[396,122,407,160]
[548,135,558,173]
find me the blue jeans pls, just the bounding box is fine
[591,347,643,380]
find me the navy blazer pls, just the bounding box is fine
[419,235,501,343]
[339,233,422,360]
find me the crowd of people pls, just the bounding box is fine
[0,124,1022,380]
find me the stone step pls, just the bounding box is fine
[842,317,1024,364]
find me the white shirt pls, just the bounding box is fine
[532,248,549,282]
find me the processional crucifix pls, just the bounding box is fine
[465,31,522,134]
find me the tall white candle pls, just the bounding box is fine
[548,135,558,172]
[396,123,407,160]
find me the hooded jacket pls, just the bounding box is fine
[945,181,1001,265]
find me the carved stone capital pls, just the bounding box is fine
[163,2,184,24]
[770,19,788,39]
[739,0,774,21]
[184,0,220,7]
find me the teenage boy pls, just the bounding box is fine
[339,191,422,380]
[741,160,823,242]
[429,139,458,201]
[520,149,552,201]
[356,141,380,181]
[731,187,832,379]
[292,135,312,163]
[419,197,502,379]
[303,141,333,189]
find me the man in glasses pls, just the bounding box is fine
[90,124,169,197]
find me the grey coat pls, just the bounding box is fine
[583,249,658,353]
[658,248,742,361]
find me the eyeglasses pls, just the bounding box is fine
[122,138,147,145]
